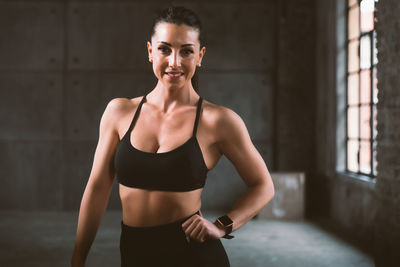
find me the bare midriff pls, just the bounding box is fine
[119,184,203,227]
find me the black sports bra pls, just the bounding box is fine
[114,94,209,192]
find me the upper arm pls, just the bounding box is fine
[215,106,273,188]
[86,98,123,191]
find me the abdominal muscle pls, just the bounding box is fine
[119,184,203,227]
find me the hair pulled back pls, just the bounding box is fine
[150,6,203,46]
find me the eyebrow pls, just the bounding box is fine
[158,41,195,47]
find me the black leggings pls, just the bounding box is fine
[120,210,230,267]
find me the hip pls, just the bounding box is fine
[119,210,230,267]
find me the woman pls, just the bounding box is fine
[71,6,274,267]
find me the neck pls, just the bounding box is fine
[149,81,197,112]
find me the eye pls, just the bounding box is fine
[158,46,171,54]
[181,49,194,56]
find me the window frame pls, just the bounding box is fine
[344,0,378,181]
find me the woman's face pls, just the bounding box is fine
[147,22,206,89]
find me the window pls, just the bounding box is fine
[346,0,378,178]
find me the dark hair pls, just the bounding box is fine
[150,6,203,46]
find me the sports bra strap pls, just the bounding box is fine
[128,94,202,136]
[193,97,203,137]
[128,93,147,132]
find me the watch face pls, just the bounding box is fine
[219,215,233,227]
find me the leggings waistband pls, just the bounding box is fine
[121,210,200,236]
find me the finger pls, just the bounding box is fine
[189,220,203,240]
[197,226,208,242]
[184,217,201,235]
[182,214,201,227]
[181,215,197,229]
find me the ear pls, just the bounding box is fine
[197,46,206,67]
[147,41,153,62]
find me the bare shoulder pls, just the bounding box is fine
[202,99,245,130]
[105,96,142,114]
[100,96,143,133]
[201,99,247,142]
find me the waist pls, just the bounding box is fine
[121,210,201,234]
[119,185,202,227]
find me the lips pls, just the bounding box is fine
[165,71,184,77]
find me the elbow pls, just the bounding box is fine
[265,181,275,205]
[247,173,275,206]
[261,176,275,205]
[249,179,275,206]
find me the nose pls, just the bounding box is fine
[169,51,181,68]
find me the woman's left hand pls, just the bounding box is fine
[181,214,225,243]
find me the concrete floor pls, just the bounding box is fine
[0,210,374,267]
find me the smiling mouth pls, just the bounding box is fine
[165,72,184,77]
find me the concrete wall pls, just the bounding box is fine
[203,0,317,214]
[0,0,284,211]
[374,0,400,265]
[274,0,317,218]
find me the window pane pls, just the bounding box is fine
[347,139,359,172]
[348,106,359,139]
[348,40,360,73]
[360,34,371,69]
[348,73,359,105]
[360,140,371,174]
[373,66,378,104]
[360,105,371,140]
[348,5,360,40]
[360,0,374,32]
[360,69,371,104]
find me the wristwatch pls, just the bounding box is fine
[215,215,235,239]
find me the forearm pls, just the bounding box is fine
[71,182,113,264]
[225,182,274,233]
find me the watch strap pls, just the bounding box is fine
[222,233,235,239]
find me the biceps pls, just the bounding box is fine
[221,137,268,187]
[87,126,119,191]
[216,107,269,186]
